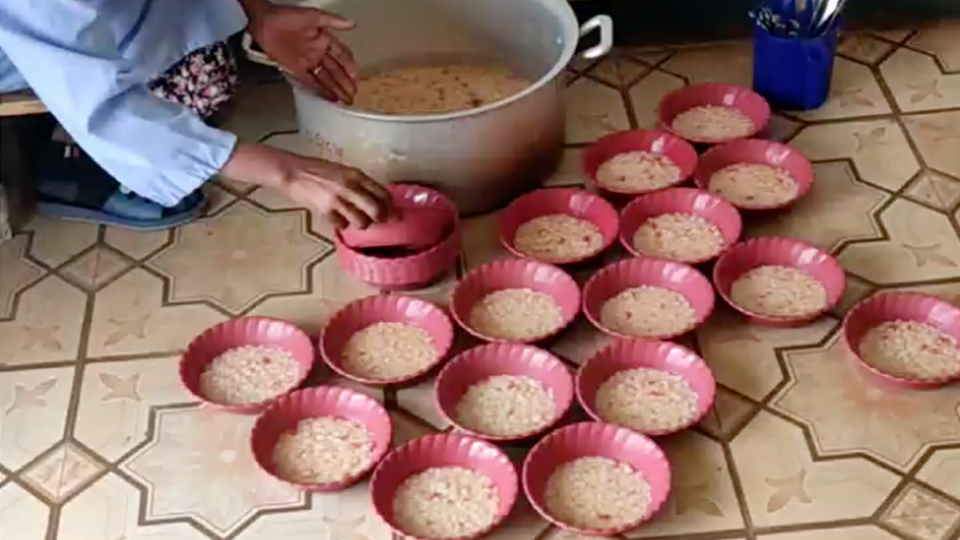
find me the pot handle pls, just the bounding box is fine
[242,32,279,67]
[578,15,614,60]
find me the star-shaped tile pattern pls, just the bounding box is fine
[880,484,960,540]
[0,235,43,319]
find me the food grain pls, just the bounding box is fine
[271,417,375,484]
[708,163,799,208]
[468,288,565,340]
[544,456,651,530]
[632,213,725,262]
[514,214,604,262]
[200,345,300,405]
[729,265,827,318]
[670,105,755,142]
[596,151,682,192]
[599,286,697,338]
[455,375,556,437]
[859,320,960,381]
[393,466,500,539]
[342,322,437,381]
[595,368,699,433]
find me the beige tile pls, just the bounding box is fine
[839,35,895,64]
[0,483,48,540]
[838,198,960,284]
[834,274,876,317]
[918,449,960,501]
[794,58,892,120]
[21,216,98,267]
[888,281,960,307]
[909,20,960,71]
[628,70,686,129]
[745,162,888,252]
[761,114,804,144]
[698,387,757,441]
[544,148,586,188]
[0,366,75,470]
[203,183,237,216]
[880,49,960,112]
[60,246,130,290]
[396,378,451,429]
[730,411,900,527]
[791,120,921,192]
[773,334,960,470]
[147,201,330,314]
[660,42,753,87]
[0,276,87,366]
[326,374,385,403]
[696,307,837,401]
[21,441,104,503]
[390,409,439,446]
[590,53,649,88]
[246,256,378,336]
[120,405,304,536]
[758,525,899,539]
[483,498,551,540]
[903,111,960,180]
[624,48,673,66]
[548,317,616,365]
[874,29,914,43]
[880,484,960,540]
[905,171,960,211]
[626,432,743,537]
[86,269,227,358]
[246,185,335,241]
[461,213,509,271]
[0,235,44,318]
[220,82,298,144]
[237,481,392,540]
[74,356,192,462]
[104,226,171,261]
[57,473,210,540]
[565,78,630,145]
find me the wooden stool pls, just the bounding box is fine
[0,90,46,241]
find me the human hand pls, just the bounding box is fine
[251,5,359,103]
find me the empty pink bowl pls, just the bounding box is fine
[582,258,715,340]
[581,129,699,196]
[522,422,672,535]
[694,139,814,210]
[658,83,771,144]
[370,433,519,540]
[576,339,716,436]
[319,295,455,386]
[843,292,960,389]
[335,184,460,289]
[619,187,743,263]
[250,386,392,491]
[435,343,575,442]
[180,317,315,414]
[498,188,619,264]
[451,259,581,343]
[713,237,846,326]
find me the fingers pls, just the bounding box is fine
[313,10,357,31]
[329,211,348,230]
[319,55,356,104]
[328,36,358,79]
[334,199,372,229]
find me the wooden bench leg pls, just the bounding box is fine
[0,115,55,240]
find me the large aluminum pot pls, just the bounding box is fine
[244,0,612,215]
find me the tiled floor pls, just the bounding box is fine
[2,21,960,540]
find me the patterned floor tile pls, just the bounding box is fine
[544,148,586,188]
[627,431,744,537]
[791,120,921,192]
[908,20,960,72]
[904,171,960,211]
[839,34,895,65]
[698,387,757,441]
[20,441,104,503]
[0,276,87,366]
[590,52,649,88]
[628,70,687,129]
[838,198,960,284]
[0,366,75,470]
[103,226,172,261]
[660,42,753,87]
[85,269,227,358]
[881,49,960,112]
[918,449,960,502]
[20,215,98,268]
[903,111,960,180]
[147,201,331,314]
[461,213,509,271]
[0,482,49,540]
[565,77,630,144]
[60,246,130,291]
[879,483,960,540]
[758,526,900,539]
[772,334,960,470]
[730,411,900,528]
[793,58,892,120]
[0,235,43,320]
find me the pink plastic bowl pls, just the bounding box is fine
[498,188,619,264]
[693,139,814,210]
[581,129,699,196]
[619,187,743,263]
[522,422,672,535]
[340,206,451,250]
[334,184,461,289]
[435,343,574,441]
[713,237,846,326]
[370,433,519,540]
[658,83,771,144]
[576,339,716,435]
[319,295,455,386]
[250,386,392,491]
[582,258,715,340]
[451,259,581,343]
[180,317,315,414]
[843,292,960,389]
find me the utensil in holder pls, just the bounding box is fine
[751,18,840,111]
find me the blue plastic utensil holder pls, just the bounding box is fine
[752,21,840,111]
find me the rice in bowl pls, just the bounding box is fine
[599,286,697,338]
[595,151,682,192]
[632,213,725,262]
[342,322,437,381]
[859,320,960,381]
[393,466,500,539]
[455,375,556,437]
[200,345,301,405]
[708,163,799,208]
[271,417,375,484]
[468,288,565,340]
[595,368,699,433]
[544,456,651,530]
[513,214,604,262]
[670,105,755,142]
[729,265,828,318]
